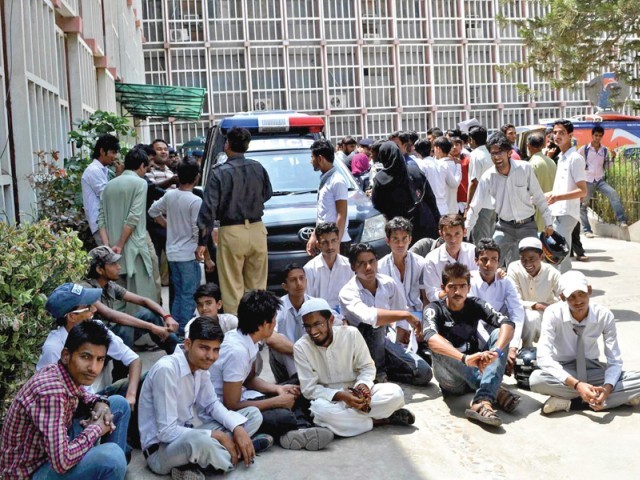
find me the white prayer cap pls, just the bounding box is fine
[299,298,332,318]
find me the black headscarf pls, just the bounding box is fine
[371,142,414,220]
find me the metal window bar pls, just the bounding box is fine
[496,0,525,40]
[246,0,282,42]
[145,49,169,85]
[249,46,286,110]
[400,111,430,137]
[288,46,324,112]
[463,0,494,41]
[466,44,497,104]
[395,0,427,40]
[435,110,465,130]
[498,44,526,104]
[501,107,530,128]
[326,114,362,142]
[170,48,209,114]
[362,45,394,109]
[286,0,321,41]
[398,44,428,107]
[142,0,166,43]
[366,112,396,138]
[166,0,205,43]
[209,48,247,115]
[534,106,562,123]
[564,104,593,118]
[469,108,500,130]
[326,45,359,110]
[360,0,392,41]
[430,0,460,40]
[208,0,244,43]
[432,45,464,106]
[323,1,357,42]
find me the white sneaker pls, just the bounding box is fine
[171,466,205,480]
[280,427,334,451]
[542,396,571,414]
[585,231,595,238]
[627,395,640,407]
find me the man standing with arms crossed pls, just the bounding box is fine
[197,127,273,314]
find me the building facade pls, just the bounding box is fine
[0,0,146,224]
[141,0,593,146]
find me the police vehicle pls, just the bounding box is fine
[201,111,388,291]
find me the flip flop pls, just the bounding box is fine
[496,387,521,413]
[465,401,502,427]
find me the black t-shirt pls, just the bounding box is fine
[423,298,514,354]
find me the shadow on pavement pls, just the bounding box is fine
[611,309,640,322]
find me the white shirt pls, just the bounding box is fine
[537,302,623,387]
[466,160,552,231]
[294,326,376,402]
[183,313,239,337]
[276,294,313,344]
[317,167,350,242]
[81,159,109,234]
[431,158,462,215]
[210,329,259,399]
[413,156,437,184]
[506,260,561,309]
[423,242,478,302]
[468,145,493,182]
[304,254,353,308]
[378,252,426,312]
[148,189,202,262]
[578,143,609,183]
[138,346,248,450]
[549,146,586,220]
[470,271,524,348]
[339,273,407,328]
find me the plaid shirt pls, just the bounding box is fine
[0,362,102,479]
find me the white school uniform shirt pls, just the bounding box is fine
[36,323,138,393]
[304,254,354,308]
[537,302,623,386]
[339,273,407,329]
[506,260,561,310]
[138,346,248,450]
[294,325,376,402]
[431,158,462,215]
[317,167,350,242]
[276,294,313,343]
[378,252,426,312]
[81,159,109,234]
[209,329,262,400]
[468,145,493,183]
[549,146,586,220]
[423,242,478,302]
[470,271,524,348]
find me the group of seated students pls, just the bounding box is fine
[2,214,640,480]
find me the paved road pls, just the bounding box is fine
[127,235,640,480]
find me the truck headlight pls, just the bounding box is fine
[361,214,386,242]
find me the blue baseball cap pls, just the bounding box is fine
[45,283,103,319]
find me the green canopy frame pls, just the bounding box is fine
[115,82,206,120]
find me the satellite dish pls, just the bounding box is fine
[585,73,630,111]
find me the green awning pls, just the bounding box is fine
[115,83,206,120]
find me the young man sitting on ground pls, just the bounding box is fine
[424,262,516,428]
[530,271,640,414]
[184,283,238,336]
[0,320,129,480]
[294,298,415,437]
[339,243,431,385]
[138,317,271,480]
[211,290,334,451]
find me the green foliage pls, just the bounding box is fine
[0,221,88,420]
[28,111,136,249]
[593,148,640,223]
[499,0,640,107]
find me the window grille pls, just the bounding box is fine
[430,0,460,40]
[142,0,165,43]
[166,0,204,43]
[170,47,210,115]
[398,44,429,107]
[208,0,243,43]
[432,45,464,106]
[286,0,320,41]
[366,112,396,138]
[327,114,362,141]
[249,46,286,110]
[395,0,427,40]
[145,49,169,85]
[362,45,395,109]
[463,0,494,41]
[326,45,359,110]
[246,0,282,42]
[323,1,357,42]
[209,48,247,115]
[288,46,324,112]
[466,44,497,104]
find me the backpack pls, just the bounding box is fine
[583,144,608,170]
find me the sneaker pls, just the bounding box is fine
[576,255,589,262]
[279,427,334,451]
[542,396,571,415]
[627,395,640,407]
[585,231,595,238]
[171,465,205,480]
[620,222,629,228]
[252,433,274,453]
[388,408,416,426]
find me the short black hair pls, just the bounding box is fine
[315,222,339,239]
[194,283,222,303]
[348,243,376,267]
[446,128,462,138]
[468,125,488,146]
[475,238,501,260]
[92,134,120,159]
[136,143,156,158]
[433,136,452,155]
[408,131,419,143]
[486,132,512,152]
[282,263,305,283]
[439,214,465,230]
[427,127,443,138]
[188,316,224,342]
[384,216,413,238]
[442,262,471,286]
[414,139,431,158]
[177,157,200,184]
[341,136,357,146]
[527,133,545,149]
[226,127,252,153]
[311,139,335,163]
[64,320,111,354]
[237,290,282,335]
[592,125,605,135]
[389,131,411,145]
[451,136,464,145]
[500,123,516,134]
[553,119,574,134]
[124,146,149,171]
[151,138,169,149]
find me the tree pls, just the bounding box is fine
[501,0,640,108]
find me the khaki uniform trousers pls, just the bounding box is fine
[217,220,268,314]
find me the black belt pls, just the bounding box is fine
[143,443,159,459]
[219,218,261,227]
[498,215,534,226]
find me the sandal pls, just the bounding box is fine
[465,400,502,427]
[496,387,521,413]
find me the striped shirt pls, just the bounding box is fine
[0,362,102,479]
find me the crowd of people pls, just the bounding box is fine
[1,119,638,480]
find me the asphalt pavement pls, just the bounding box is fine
[127,234,640,480]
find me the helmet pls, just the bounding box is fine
[539,231,569,265]
[514,347,539,390]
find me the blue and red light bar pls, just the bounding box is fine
[219,111,325,134]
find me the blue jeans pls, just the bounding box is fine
[580,179,627,232]
[357,323,432,386]
[169,259,201,334]
[431,329,508,404]
[33,395,130,479]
